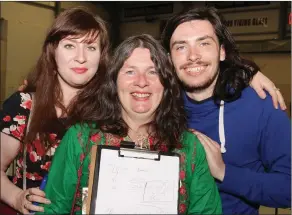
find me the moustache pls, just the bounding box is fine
[179,61,208,70]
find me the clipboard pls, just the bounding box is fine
[86,143,180,214]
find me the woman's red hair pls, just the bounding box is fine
[24,7,110,150]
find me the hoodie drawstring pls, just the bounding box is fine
[219,100,227,153]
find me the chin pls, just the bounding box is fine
[69,83,86,89]
[134,110,151,114]
[73,79,91,86]
[133,108,155,115]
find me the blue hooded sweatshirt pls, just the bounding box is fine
[183,86,291,214]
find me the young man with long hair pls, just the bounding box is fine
[162,7,291,214]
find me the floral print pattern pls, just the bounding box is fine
[0,92,67,189]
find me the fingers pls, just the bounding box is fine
[255,83,287,110]
[22,199,31,214]
[28,187,46,198]
[196,132,220,151]
[22,205,30,215]
[26,193,51,205]
[268,87,287,110]
[252,84,267,99]
[21,188,50,213]
[275,89,287,110]
[24,201,45,213]
[195,132,226,181]
[26,187,51,205]
[23,201,44,213]
[250,71,286,109]
[204,135,221,150]
[197,133,212,153]
[250,72,267,99]
[267,86,279,109]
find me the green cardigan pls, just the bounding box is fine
[37,124,222,214]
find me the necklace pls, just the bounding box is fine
[125,133,150,150]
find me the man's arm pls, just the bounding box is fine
[250,71,286,110]
[218,101,291,208]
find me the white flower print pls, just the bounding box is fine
[13,115,26,125]
[20,93,32,110]
[2,128,10,135]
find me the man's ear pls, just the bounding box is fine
[220,45,226,61]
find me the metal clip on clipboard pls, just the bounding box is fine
[119,141,160,161]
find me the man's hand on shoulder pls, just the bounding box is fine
[193,131,226,182]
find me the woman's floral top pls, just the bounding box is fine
[0,92,68,189]
[37,124,222,215]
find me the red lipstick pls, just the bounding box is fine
[71,67,88,74]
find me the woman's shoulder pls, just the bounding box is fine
[181,129,200,144]
[0,91,33,141]
[181,129,205,153]
[2,91,33,111]
[67,123,99,134]
[65,123,103,144]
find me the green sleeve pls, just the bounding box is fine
[36,124,90,214]
[187,136,222,214]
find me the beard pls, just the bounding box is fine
[179,69,219,93]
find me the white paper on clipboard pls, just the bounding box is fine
[94,148,180,214]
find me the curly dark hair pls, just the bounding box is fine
[81,34,187,151]
[161,7,260,104]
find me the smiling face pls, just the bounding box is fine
[55,33,101,89]
[170,20,225,93]
[117,48,164,122]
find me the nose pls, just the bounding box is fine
[188,47,201,62]
[74,47,87,64]
[134,73,149,88]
